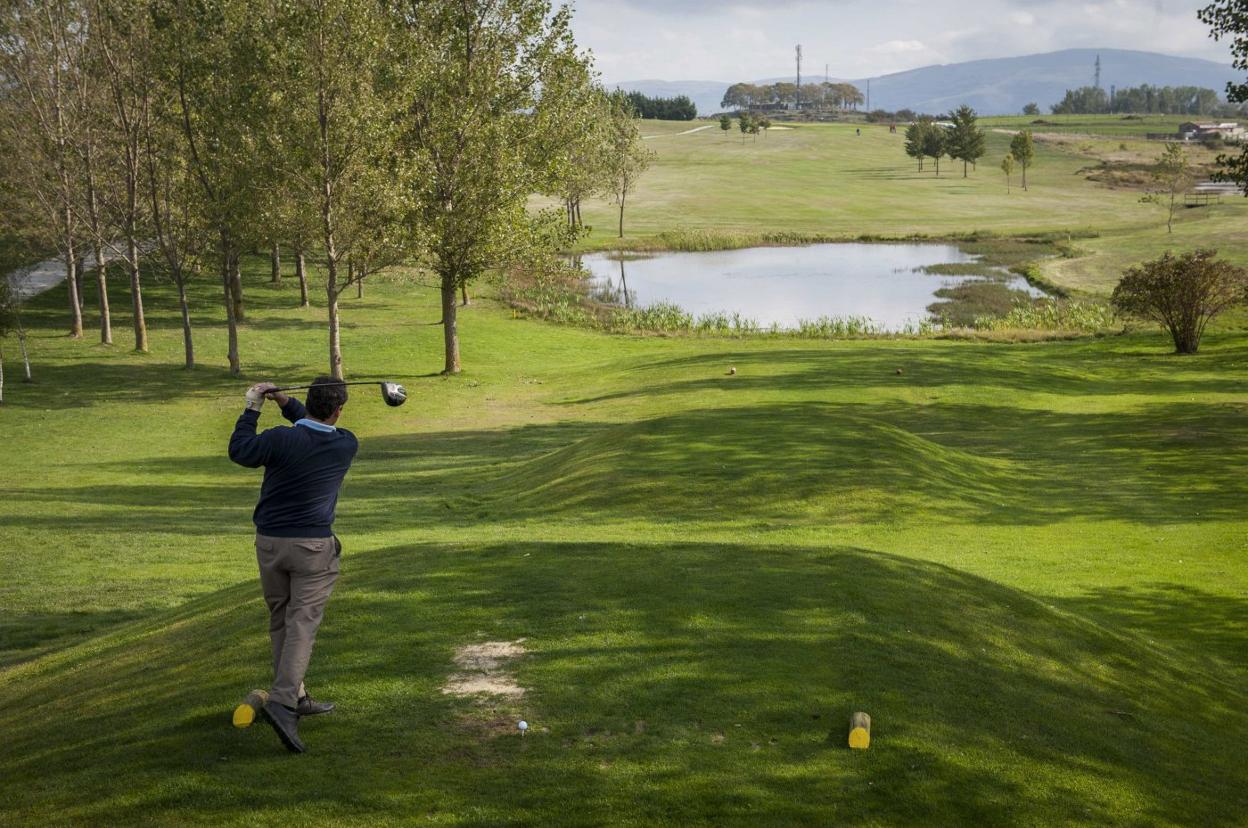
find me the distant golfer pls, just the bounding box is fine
[229,377,359,753]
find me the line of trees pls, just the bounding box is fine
[0,0,646,379]
[902,106,986,177]
[1050,84,1228,115]
[721,81,863,111]
[622,91,696,120]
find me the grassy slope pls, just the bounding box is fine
[1,262,1246,826]
[572,120,1248,294]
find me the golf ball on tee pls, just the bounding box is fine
[518,720,528,733]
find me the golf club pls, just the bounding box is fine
[271,380,408,407]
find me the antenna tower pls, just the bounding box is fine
[1094,54,1102,89]
[795,44,802,109]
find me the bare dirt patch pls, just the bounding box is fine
[442,639,527,699]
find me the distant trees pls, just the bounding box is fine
[1022,102,1040,115]
[1112,250,1248,353]
[720,80,862,112]
[1009,131,1036,190]
[1052,84,1224,115]
[623,92,696,120]
[1142,143,1194,234]
[738,112,753,142]
[1199,0,1248,196]
[1051,86,1110,115]
[947,105,986,177]
[904,121,928,170]
[922,124,947,176]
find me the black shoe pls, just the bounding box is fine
[262,700,306,753]
[297,695,335,717]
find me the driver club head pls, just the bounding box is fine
[380,382,407,407]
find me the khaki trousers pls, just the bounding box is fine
[255,534,340,707]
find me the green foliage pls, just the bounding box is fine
[947,105,987,177]
[1112,249,1248,353]
[1140,143,1195,234]
[1000,154,1015,192]
[921,122,947,175]
[974,297,1118,332]
[904,121,927,169]
[623,91,696,120]
[1009,131,1036,189]
[1022,102,1040,115]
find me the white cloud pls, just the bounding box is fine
[572,0,1233,82]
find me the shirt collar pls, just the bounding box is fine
[295,418,336,433]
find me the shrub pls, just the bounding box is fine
[1111,250,1248,353]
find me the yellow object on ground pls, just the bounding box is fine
[232,689,269,728]
[849,711,871,749]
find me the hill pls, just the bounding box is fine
[611,48,1238,116]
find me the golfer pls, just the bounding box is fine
[229,376,359,753]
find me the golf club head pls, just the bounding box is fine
[380,382,407,407]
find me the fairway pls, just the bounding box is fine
[572,120,1248,294]
[1,259,1246,825]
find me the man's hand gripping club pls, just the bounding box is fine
[245,382,291,412]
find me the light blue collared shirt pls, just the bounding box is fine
[295,418,336,433]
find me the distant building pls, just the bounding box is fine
[1178,122,1245,141]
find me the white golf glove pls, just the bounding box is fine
[245,384,268,412]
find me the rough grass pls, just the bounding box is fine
[1,259,1246,825]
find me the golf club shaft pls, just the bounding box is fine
[272,381,380,393]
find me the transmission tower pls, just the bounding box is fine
[795,44,802,110]
[1094,54,1101,89]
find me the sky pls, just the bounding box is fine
[569,0,1233,83]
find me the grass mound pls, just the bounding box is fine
[1,542,1243,826]
[486,407,1019,526]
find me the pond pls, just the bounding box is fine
[580,243,1046,331]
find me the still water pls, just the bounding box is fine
[581,243,1045,330]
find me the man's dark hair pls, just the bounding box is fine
[306,376,348,420]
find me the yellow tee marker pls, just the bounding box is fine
[232,689,270,728]
[848,711,871,749]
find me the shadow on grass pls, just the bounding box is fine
[4,396,1244,534]
[0,542,1244,825]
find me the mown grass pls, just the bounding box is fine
[1,256,1246,826]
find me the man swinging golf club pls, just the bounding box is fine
[229,376,359,753]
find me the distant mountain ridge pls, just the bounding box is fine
[611,48,1239,116]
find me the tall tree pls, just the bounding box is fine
[142,41,204,370]
[1009,131,1035,191]
[922,124,946,177]
[91,0,153,353]
[608,92,653,236]
[1199,0,1248,196]
[400,0,593,375]
[0,0,89,338]
[271,0,404,380]
[150,0,273,374]
[904,121,927,171]
[947,104,986,178]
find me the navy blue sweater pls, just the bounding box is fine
[228,398,359,538]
